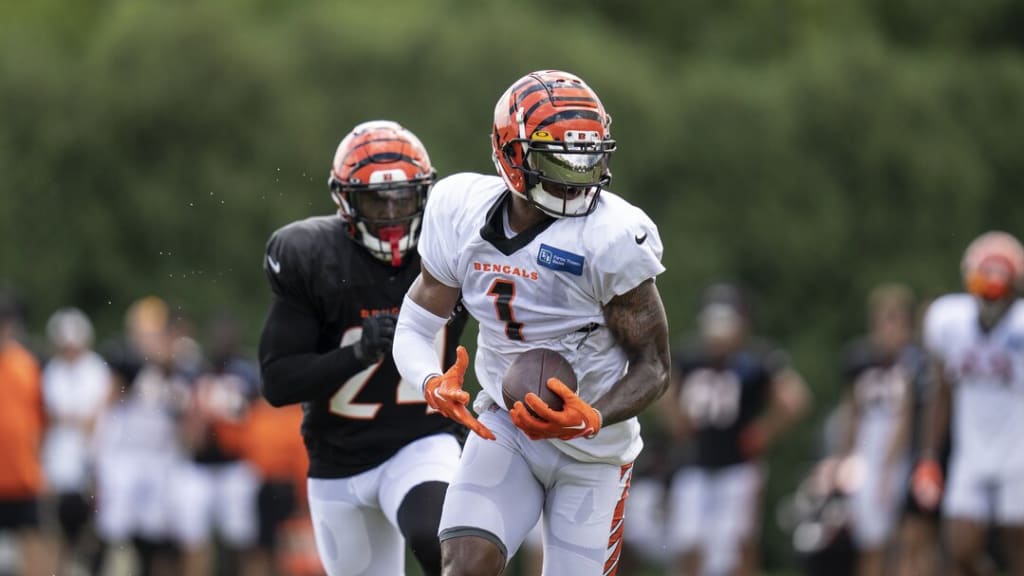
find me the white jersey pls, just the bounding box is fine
[924,294,1024,476]
[41,351,111,492]
[419,173,665,464]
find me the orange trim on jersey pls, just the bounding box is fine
[603,463,633,576]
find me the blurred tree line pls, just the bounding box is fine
[2,0,1024,570]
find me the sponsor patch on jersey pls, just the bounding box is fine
[537,244,584,276]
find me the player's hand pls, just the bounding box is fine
[911,458,943,510]
[424,346,496,441]
[510,378,602,441]
[353,314,397,366]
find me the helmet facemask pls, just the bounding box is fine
[506,130,615,218]
[331,177,430,267]
[329,120,435,267]
[491,70,616,219]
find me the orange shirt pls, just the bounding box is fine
[0,341,44,498]
[241,399,307,487]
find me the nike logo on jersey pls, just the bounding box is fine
[266,254,281,274]
[635,232,648,245]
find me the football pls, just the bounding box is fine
[501,348,578,414]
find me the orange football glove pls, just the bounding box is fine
[424,346,495,441]
[509,378,602,441]
[911,458,943,510]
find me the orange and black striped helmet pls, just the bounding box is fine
[491,70,615,218]
[329,121,436,266]
[961,231,1024,300]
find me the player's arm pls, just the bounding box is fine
[910,356,949,509]
[742,367,811,457]
[838,387,860,459]
[394,266,495,440]
[885,373,913,468]
[919,357,950,462]
[591,278,672,426]
[258,296,392,407]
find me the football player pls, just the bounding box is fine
[0,290,54,576]
[172,314,261,576]
[913,231,1024,576]
[40,308,111,574]
[663,283,810,576]
[392,70,671,576]
[837,284,915,576]
[258,120,468,576]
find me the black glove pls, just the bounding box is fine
[353,314,397,366]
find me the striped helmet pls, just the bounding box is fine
[329,120,436,266]
[491,70,616,218]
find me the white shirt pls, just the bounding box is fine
[924,294,1024,476]
[418,173,665,464]
[41,350,111,491]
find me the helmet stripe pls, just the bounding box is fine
[522,96,599,126]
[533,109,603,132]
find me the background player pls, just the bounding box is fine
[393,69,671,576]
[914,231,1024,576]
[663,282,810,576]
[836,283,915,576]
[40,307,111,574]
[258,120,468,576]
[0,290,53,576]
[173,313,262,576]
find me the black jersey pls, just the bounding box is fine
[673,338,787,469]
[841,338,909,417]
[258,215,467,479]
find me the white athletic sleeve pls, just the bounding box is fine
[588,206,665,305]
[394,295,449,395]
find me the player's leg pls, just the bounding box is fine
[667,468,708,576]
[848,459,896,576]
[944,461,991,576]
[170,462,215,576]
[439,407,545,576]
[307,472,404,576]
[995,473,1024,576]
[212,461,261,574]
[539,457,633,576]
[376,433,462,576]
[896,511,940,576]
[707,463,762,576]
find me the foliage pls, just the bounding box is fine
[2,0,1022,571]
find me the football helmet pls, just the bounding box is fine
[329,120,436,266]
[961,231,1024,300]
[491,70,616,218]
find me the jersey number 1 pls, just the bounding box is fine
[487,279,524,341]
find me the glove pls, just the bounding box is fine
[353,314,397,366]
[509,378,602,441]
[911,458,943,510]
[424,346,496,441]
